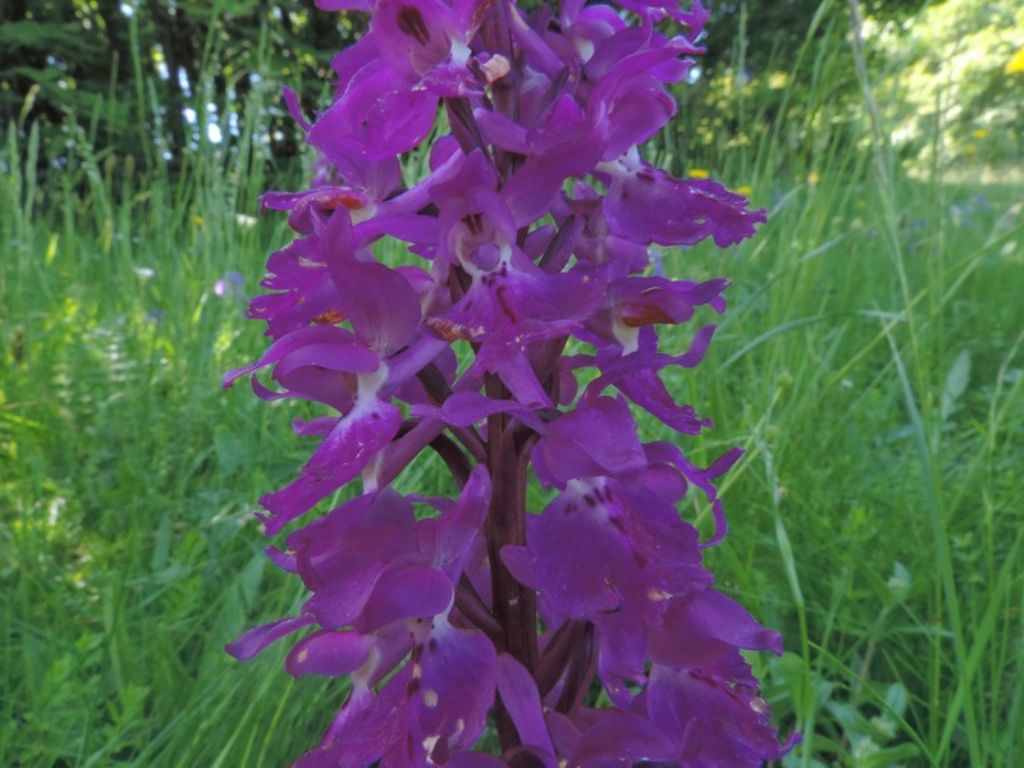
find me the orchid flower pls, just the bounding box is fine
[225,0,796,764]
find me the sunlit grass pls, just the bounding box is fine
[1,3,1022,766]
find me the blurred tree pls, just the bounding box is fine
[0,0,358,170]
[701,0,926,76]
[2,0,1016,178]
[873,0,1024,167]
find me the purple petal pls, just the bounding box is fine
[281,86,311,131]
[424,465,492,580]
[285,629,372,677]
[380,335,452,400]
[302,561,386,628]
[358,565,454,631]
[502,96,607,226]
[474,107,529,153]
[225,614,315,660]
[647,663,796,765]
[604,164,766,248]
[649,443,742,549]
[292,416,338,437]
[610,480,707,595]
[502,492,626,622]
[296,670,410,768]
[264,545,297,573]
[316,0,371,10]
[667,589,782,655]
[410,391,547,432]
[259,399,402,535]
[324,211,423,356]
[411,620,498,752]
[617,368,712,436]
[545,711,582,760]
[247,236,344,339]
[292,490,419,578]
[533,397,646,486]
[582,325,719,401]
[372,0,469,88]
[309,63,438,161]
[497,654,555,753]
[223,326,378,388]
[594,76,675,161]
[353,210,440,246]
[570,710,677,766]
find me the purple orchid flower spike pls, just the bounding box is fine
[224,0,795,763]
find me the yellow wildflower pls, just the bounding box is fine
[736,185,754,196]
[972,128,988,140]
[687,168,710,179]
[1006,48,1024,75]
[807,171,820,186]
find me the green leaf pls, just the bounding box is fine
[859,742,921,768]
[941,348,971,421]
[884,682,910,719]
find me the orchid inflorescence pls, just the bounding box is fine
[224,0,797,764]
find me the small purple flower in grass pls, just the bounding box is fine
[224,0,795,763]
[214,270,246,298]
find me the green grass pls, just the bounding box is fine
[2,4,1022,767]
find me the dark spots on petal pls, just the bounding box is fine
[426,316,473,341]
[396,5,431,46]
[322,192,365,211]
[583,495,596,507]
[637,170,656,183]
[428,637,438,652]
[411,645,424,663]
[623,305,676,327]
[406,678,420,696]
[313,308,346,325]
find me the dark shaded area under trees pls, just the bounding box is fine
[5,0,1004,183]
[1,0,359,171]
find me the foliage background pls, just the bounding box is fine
[1,0,1022,766]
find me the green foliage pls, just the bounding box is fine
[701,0,924,76]
[666,0,1023,176]
[2,0,1023,766]
[870,0,1024,168]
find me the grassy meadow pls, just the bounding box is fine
[2,5,1022,767]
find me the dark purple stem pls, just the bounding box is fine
[554,622,596,715]
[484,373,538,751]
